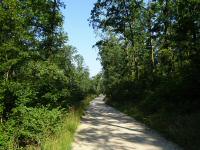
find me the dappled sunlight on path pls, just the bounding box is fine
[72,96,181,150]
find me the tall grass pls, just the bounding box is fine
[26,95,96,150]
[41,110,80,150]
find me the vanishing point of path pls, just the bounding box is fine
[72,96,181,150]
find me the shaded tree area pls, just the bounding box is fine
[90,0,200,149]
[0,0,98,149]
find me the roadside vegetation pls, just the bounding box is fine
[89,0,200,150]
[40,95,96,150]
[0,0,99,149]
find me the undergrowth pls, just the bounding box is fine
[27,95,96,150]
[107,99,200,150]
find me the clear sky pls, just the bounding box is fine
[62,0,101,77]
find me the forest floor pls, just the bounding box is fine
[72,96,181,150]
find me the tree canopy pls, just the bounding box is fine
[0,0,98,149]
[90,0,200,149]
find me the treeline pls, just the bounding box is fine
[0,0,98,149]
[90,0,200,149]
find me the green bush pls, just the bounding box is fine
[1,106,62,149]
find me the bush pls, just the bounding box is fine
[1,106,62,149]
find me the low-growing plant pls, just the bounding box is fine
[1,106,62,149]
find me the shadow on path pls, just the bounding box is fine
[72,96,181,150]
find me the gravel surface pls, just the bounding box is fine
[72,96,181,150]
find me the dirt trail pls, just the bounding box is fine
[72,96,181,150]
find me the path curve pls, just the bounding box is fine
[72,96,181,150]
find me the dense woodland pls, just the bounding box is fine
[90,0,200,149]
[0,0,100,149]
[0,0,199,149]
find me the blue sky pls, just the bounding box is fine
[62,0,101,77]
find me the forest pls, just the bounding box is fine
[0,0,199,150]
[0,0,100,149]
[89,0,200,149]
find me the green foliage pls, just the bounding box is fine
[90,0,200,149]
[0,0,97,149]
[91,73,104,95]
[1,107,62,149]
[41,95,96,150]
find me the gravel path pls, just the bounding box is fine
[72,96,181,150]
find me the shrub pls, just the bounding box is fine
[1,106,62,149]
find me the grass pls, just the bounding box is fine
[27,95,96,150]
[41,110,80,150]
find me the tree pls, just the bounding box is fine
[0,0,94,149]
[90,0,200,149]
